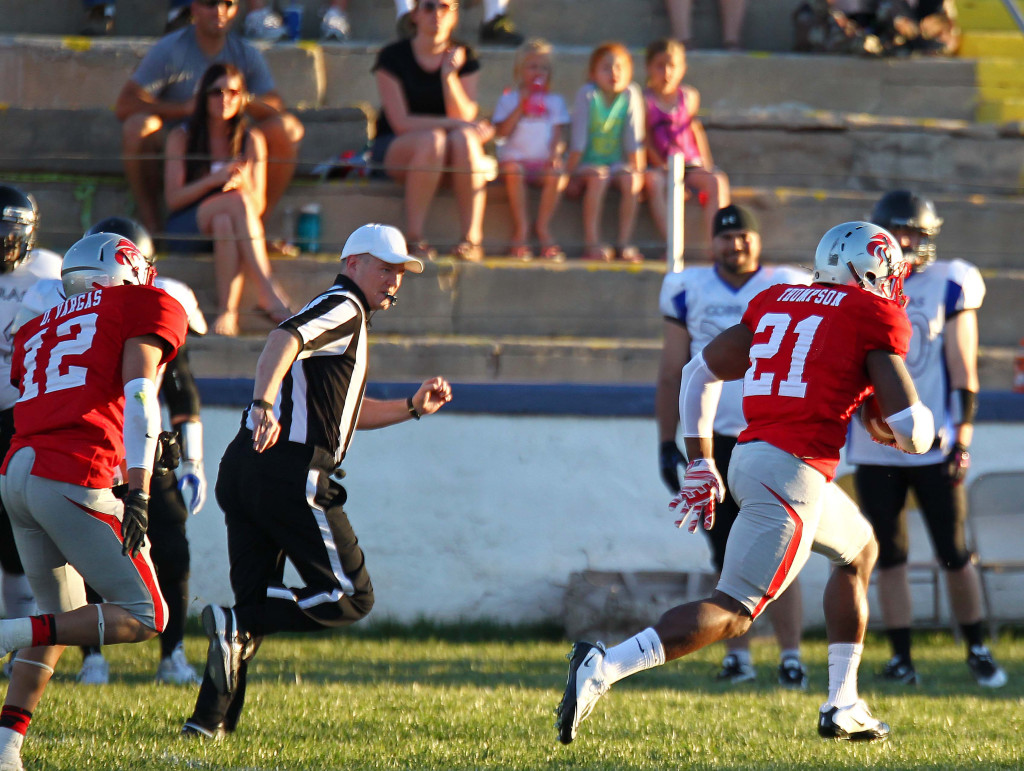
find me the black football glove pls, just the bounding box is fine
[944,442,970,486]
[659,440,686,493]
[154,431,181,476]
[121,490,150,558]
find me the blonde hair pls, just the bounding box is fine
[513,38,554,84]
[588,41,633,83]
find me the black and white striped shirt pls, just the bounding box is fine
[246,275,368,468]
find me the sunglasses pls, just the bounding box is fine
[420,1,457,13]
[207,86,244,99]
[196,0,237,9]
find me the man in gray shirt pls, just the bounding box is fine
[115,0,304,239]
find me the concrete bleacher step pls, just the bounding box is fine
[0,36,982,122]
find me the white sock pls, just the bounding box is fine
[0,727,24,756]
[601,627,666,686]
[482,0,509,21]
[2,574,36,618]
[395,0,414,17]
[780,647,801,663]
[827,642,863,709]
[0,619,33,655]
[727,648,751,665]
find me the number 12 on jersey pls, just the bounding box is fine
[17,313,99,401]
[744,312,822,399]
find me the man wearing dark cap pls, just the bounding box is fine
[655,205,813,688]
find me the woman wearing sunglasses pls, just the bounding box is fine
[372,0,495,262]
[164,63,292,336]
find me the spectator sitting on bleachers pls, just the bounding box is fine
[493,38,570,261]
[793,0,959,56]
[643,38,730,253]
[80,0,193,36]
[665,0,749,50]
[115,0,304,243]
[566,41,646,263]
[372,0,495,262]
[164,63,292,337]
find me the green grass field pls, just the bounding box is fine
[10,624,1023,770]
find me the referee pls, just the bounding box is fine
[182,223,452,739]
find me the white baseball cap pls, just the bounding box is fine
[340,223,424,273]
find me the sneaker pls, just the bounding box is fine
[555,641,609,745]
[244,7,286,41]
[818,699,890,742]
[165,6,192,34]
[320,7,350,41]
[77,652,109,685]
[80,3,114,36]
[156,644,201,685]
[202,604,249,696]
[777,657,808,690]
[716,653,756,684]
[181,720,226,740]
[479,13,523,46]
[967,646,1008,688]
[880,655,918,685]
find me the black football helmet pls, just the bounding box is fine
[0,184,39,274]
[870,190,942,266]
[85,216,155,265]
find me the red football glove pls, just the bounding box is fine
[669,458,725,533]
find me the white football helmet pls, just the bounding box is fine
[812,221,909,304]
[61,232,155,298]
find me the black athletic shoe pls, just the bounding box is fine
[555,641,608,745]
[881,655,918,685]
[202,604,249,696]
[479,14,523,46]
[967,646,1008,688]
[777,657,808,690]
[818,700,890,742]
[716,653,756,684]
[181,720,226,740]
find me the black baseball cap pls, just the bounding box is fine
[712,205,759,237]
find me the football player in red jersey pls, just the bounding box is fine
[0,233,188,771]
[557,222,935,747]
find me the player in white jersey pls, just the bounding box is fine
[847,190,1006,688]
[655,205,812,688]
[0,185,61,669]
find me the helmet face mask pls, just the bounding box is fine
[871,190,941,267]
[61,233,156,298]
[813,221,909,305]
[0,185,39,274]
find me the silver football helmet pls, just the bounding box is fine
[61,232,155,298]
[813,221,909,304]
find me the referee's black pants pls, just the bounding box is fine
[189,429,374,732]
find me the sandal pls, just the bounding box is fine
[259,304,293,325]
[451,241,484,262]
[267,239,300,258]
[580,244,613,262]
[213,310,239,337]
[508,243,534,261]
[408,240,437,261]
[617,245,644,263]
[538,243,566,262]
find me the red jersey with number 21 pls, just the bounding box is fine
[5,284,187,488]
[737,283,911,480]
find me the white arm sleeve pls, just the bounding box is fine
[885,401,935,455]
[123,378,161,472]
[680,352,724,439]
[178,420,204,463]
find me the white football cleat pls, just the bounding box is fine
[555,641,609,745]
[77,652,110,685]
[818,699,890,742]
[156,644,201,685]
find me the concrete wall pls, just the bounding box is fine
[184,405,1024,631]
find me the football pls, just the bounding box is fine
[859,394,896,445]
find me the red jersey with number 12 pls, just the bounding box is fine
[5,284,188,488]
[738,283,911,479]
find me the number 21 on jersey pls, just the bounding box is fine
[17,313,98,401]
[744,312,822,399]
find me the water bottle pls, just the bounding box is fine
[1014,337,1024,393]
[284,2,304,42]
[295,203,322,253]
[523,76,548,118]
